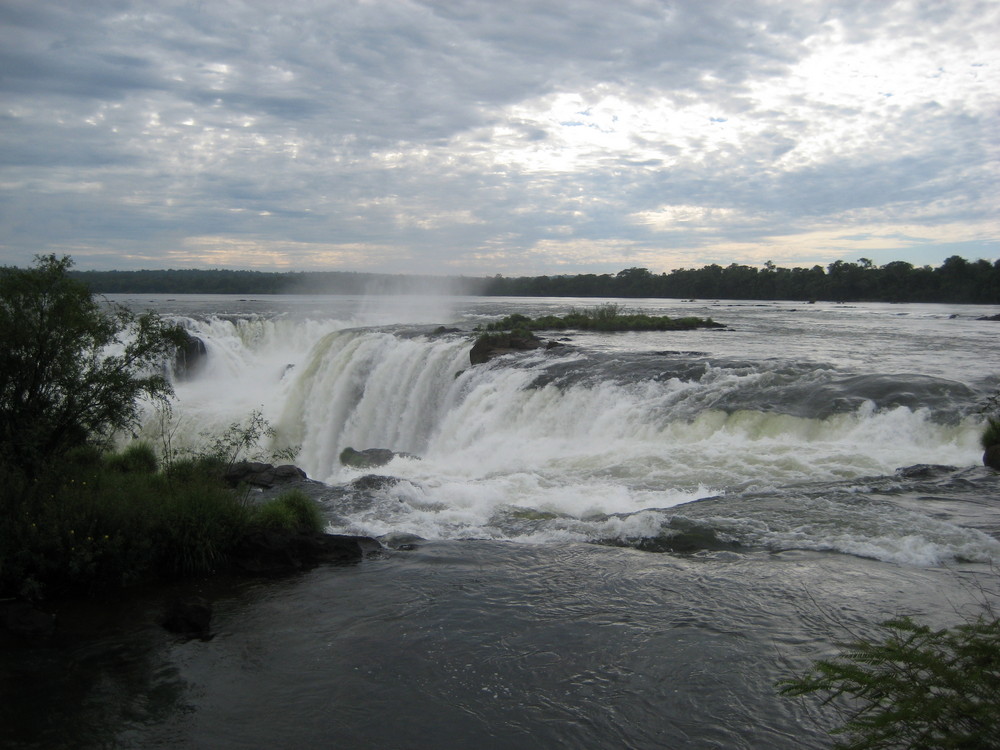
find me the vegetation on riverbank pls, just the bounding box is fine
[0,255,324,600]
[0,445,323,599]
[70,255,1000,303]
[481,303,723,334]
[468,304,724,365]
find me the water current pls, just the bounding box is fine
[4,294,999,749]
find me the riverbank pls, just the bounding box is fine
[0,442,379,608]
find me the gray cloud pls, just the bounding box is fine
[0,0,996,273]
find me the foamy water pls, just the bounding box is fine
[125,294,999,566]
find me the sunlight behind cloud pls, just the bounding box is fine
[0,0,995,273]
[177,237,406,269]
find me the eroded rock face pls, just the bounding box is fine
[174,331,208,378]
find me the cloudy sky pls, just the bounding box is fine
[1,0,997,275]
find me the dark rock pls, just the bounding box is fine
[432,326,461,335]
[977,314,1000,321]
[0,600,55,639]
[350,474,403,492]
[339,447,418,469]
[224,461,307,488]
[470,331,545,365]
[174,331,207,378]
[600,517,740,555]
[230,530,382,575]
[896,464,958,479]
[378,532,425,550]
[984,445,1000,471]
[273,464,308,480]
[161,597,213,639]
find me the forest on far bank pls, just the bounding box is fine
[70,255,1000,304]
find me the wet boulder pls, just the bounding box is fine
[895,464,958,479]
[470,331,545,365]
[230,530,383,575]
[339,447,418,469]
[350,474,404,492]
[173,331,208,378]
[984,445,1000,471]
[224,461,307,488]
[378,532,425,551]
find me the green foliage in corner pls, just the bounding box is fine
[779,614,1000,749]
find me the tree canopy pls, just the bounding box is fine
[0,255,184,478]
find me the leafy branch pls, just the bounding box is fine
[779,614,1000,749]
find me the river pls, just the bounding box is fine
[4,294,999,749]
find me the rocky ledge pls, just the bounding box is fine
[230,528,383,576]
[339,447,419,469]
[224,461,308,488]
[469,331,565,365]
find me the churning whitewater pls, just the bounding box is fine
[135,295,999,569]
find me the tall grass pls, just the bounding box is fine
[0,443,324,599]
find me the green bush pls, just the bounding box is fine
[779,614,1000,749]
[252,490,324,533]
[0,453,253,597]
[104,442,159,474]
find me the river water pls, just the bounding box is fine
[4,295,999,749]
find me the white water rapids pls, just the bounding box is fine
[129,294,999,567]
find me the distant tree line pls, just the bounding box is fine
[71,255,1000,303]
[483,256,1000,303]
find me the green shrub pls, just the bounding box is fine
[0,454,254,597]
[104,442,159,474]
[252,502,298,531]
[164,455,228,483]
[779,614,1000,749]
[252,490,324,533]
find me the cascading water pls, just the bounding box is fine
[14,294,1000,750]
[148,301,996,567]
